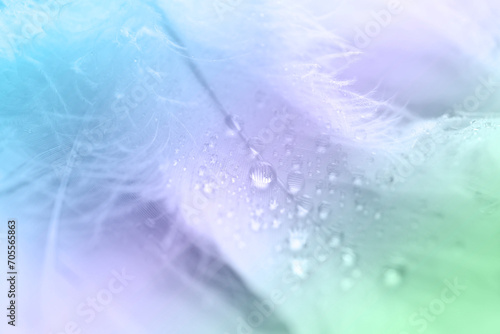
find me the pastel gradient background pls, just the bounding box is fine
[0,0,499,334]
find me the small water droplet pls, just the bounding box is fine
[296,196,313,217]
[203,178,216,194]
[318,202,331,220]
[269,198,279,210]
[272,219,282,229]
[315,135,331,154]
[254,207,264,217]
[353,176,364,187]
[292,156,303,170]
[341,248,357,267]
[289,229,308,251]
[327,163,340,181]
[250,220,261,232]
[287,171,305,194]
[249,161,276,190]
[208,135,217,149]
[382,267,404,288]
[328,232,343,248]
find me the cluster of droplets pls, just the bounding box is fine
[225,109,408,292]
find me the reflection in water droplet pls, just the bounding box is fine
[287,171,305,194]
[249,161,276,190]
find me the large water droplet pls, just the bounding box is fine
[249,161,276,190]
[287,171,305,194]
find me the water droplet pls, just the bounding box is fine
[353,176,364,187]
[249,161,276,190]
[328,232,343,248]
[327,163,340,181]
[272,219,282,229]
[289,229,308,251]
[287,171,305,194]
[292,156,303,170]
[254,207,264,217]
[203,178,217,194]
[382,267,404,288]
[208,135,217,149]
[374,212,382,220]
[341,248,357,267]
[269,198,279,210]
[316,135,331,154]
[250,219,261,232]
[296,196,313,217]
[318,202,332,220]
